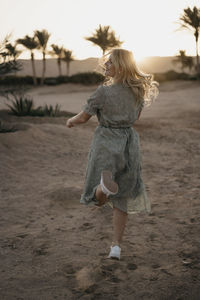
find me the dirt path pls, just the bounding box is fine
[0,80,200,299]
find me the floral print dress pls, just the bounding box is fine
[80,83,151,214]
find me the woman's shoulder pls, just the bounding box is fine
[99,83,124,93]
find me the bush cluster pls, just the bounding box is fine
[153,70,200,82]
[0,72,105,86]
[4,92,61,117]
[1,70,199,86]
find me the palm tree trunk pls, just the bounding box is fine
[194,29,200,73]
[58,58,62,76]
[31,52,37,85]
[41,51,46,85]
[195,39,200,73]
[66,61,70,76]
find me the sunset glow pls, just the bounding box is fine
[1,0,200,61]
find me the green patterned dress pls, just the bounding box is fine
[80,83,151,214]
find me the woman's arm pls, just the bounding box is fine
[66,111,92,128]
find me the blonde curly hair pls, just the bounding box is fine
[101,48,159,107]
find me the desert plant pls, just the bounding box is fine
[17,35,38,85]
[85,25,123,55]
[4,89,61,117]
[41,104,61,117]
[179,6,200,72]
[33,104,60,117]
[34,29,51,85]
[6,93,34,116]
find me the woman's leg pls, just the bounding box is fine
[112,207,128,246]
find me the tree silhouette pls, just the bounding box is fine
[0,35,21,75]
[5,43,22,62]
[34,29,51,84]
[179,6,200,72]
[50,44,64,77]
[173,50,194,72]
[17,35,38,85]
[0,36,22,132]
[62,49,74,76]
[85,25,123,55]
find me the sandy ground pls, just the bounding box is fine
[0,80,200,299]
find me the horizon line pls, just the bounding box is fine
[17,55,196,61]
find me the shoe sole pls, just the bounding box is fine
[109,255,120,260]
[101,170,118,194]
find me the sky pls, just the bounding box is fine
[1,0,200,61]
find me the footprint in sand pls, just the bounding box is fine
[33,244,48,256]
[48,187,82,209]
[75,265,102,290]
[79,222,94,231]
[127,263,138,270]
[62,263,76,275]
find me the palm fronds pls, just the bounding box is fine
[85,25,123,55]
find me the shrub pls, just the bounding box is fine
[0,72,104,86]
[69,72,105,85]
[0,75,40,85]
[44,77,59,85]
[6,94,34,116]
[4,90,61,117]
[154,70,190,82]
[35,104,61,117]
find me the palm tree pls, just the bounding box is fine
[0,34,10,63]
[50,44,64,76]
[173,50,194,72]
[0,36,22,133]
[85,25,123,55]
[17,35,38,85]
[179,6,200,72]
[0,35,21,75]
[34,29,51,84]
[5,43,21,62]
[62,49,74,76]
[5,43,22,76]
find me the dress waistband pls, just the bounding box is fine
[99,124,132,129]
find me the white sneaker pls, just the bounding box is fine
[108,245,121,260]
[100,170,118,196]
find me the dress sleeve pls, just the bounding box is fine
[83,85,105,116]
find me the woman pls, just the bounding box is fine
[66,48,159,260]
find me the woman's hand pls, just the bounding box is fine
[66,111,92,128]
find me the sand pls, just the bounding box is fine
[0,80,200,299]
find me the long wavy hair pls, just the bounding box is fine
[101,48,159,107]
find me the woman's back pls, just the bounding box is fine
[84,83,142,128]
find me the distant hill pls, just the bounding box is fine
[16,56,194,77]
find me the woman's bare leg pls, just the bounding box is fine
[112,207,128,246]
